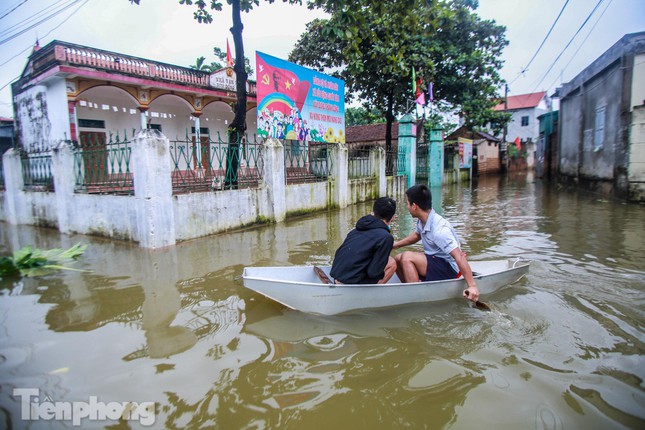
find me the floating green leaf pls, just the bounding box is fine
[0,244,89,279]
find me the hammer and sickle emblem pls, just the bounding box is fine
[261,74,270,85]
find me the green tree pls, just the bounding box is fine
[345,106,384,127]
[189,55,217,72]
[190,47,254,75]
[289,0,509,150]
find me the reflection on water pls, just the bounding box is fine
[0,173,644,429]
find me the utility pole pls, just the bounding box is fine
[501,83,508,173]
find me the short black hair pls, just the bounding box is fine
[373,197,396,221]
[406,184,432,210]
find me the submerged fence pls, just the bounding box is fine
[11,131,400,198]
[2,130,410,247]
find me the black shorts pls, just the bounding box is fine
[424,255,459,281]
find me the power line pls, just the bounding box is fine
[521,0,570,75]
[531,0,605,93]
[0,0,90,91]
[0,0,69,38]
[0,0,80,46]
[0,0,30,21]
[546,0,613,92]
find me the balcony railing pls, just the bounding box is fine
[26,41,257,94]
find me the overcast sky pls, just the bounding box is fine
[0,0,644,119]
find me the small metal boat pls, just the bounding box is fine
[242,258,530,315]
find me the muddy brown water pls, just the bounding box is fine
[1,173,644,429]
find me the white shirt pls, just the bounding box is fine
[415,209,461,272]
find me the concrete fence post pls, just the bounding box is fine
[429,127,444,187]
[330,143,348,208]
[370,146,387,197]
[398,114,417,188]
[2,148,29,225]
[262,138,286,222]
[51,140,76,233]
[131,129,176,248]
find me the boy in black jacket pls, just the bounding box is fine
[325,197,397,284]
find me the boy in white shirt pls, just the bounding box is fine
[393,184,480,303]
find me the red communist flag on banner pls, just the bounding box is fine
[226,39,234,68]
[256,54,310,114]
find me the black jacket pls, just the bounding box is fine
[330,215,394,284]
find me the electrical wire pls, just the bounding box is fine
[521,0,570,75]
[0,0,69,38]
[0,0,90,92]
[545,0,613,93]
[531,0,605,93]
[0,0,30,21]
[0,0,81,46]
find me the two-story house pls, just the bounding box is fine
[494,91,551,169]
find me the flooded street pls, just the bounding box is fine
[1,173,644,429]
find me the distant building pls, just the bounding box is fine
[494,91,550,142]
[536,111,559,180]
[494,91,551,169]
[445,126,500,175]
[557,31,645,201]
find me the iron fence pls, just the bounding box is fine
[169,132,263,194]
[21,149,53,190]
[416,143,429,180]
[347,144,372,178]
[285,140,331,184]
[74,130,134,195]
[386,148,401,176]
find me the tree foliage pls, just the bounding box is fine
[289,0,509,147]
[190,47,253,75]
[345,106,385,127]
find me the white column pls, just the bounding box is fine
[139,107,148,130]
[370,146,387,197]
[193,114,202,168]
[2,148,29,225]
[262,138,286,222]
[330,142,348,208]
[131,129,176,248]
[51,140,76,233]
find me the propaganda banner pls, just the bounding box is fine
[256,51,345,143]
[458,138,473,169]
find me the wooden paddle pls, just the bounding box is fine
[463,289,491,311]
[314,266,334,285]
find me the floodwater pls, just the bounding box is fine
[0,173,644,429]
